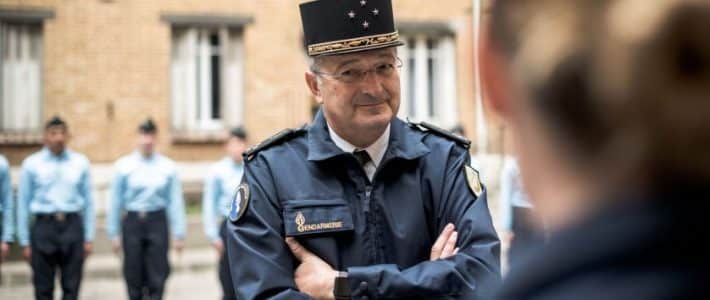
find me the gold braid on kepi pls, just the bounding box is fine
[300,0,404,57]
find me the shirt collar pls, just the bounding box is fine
[42,147,69,160]
[328,123,390,168]
[133,150,157,162]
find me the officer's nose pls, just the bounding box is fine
[359,71,387,98]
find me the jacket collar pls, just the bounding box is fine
[306,108,429,162]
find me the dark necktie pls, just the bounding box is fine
[353,149,372,167]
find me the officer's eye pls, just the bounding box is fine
[376,63,395,74]
[340,68,365,80]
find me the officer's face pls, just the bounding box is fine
[307,48,401,143]
[44,126,69,154]
[137,133,157,156]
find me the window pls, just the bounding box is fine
[398,33,458,129]
[0,22,42,133]
[170,27,244,134]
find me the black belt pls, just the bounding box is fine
[126,209,165,219]
[35,212,79,222]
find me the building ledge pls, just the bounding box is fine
[160,13,254,28]
[0,131,43,145]
[0,8,55,22]
[171,131,228,144]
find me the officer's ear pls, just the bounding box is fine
[305,71,324,104]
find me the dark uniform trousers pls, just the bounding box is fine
[31,213,85,300]
[218,221,237,300]
[122,210,170,300]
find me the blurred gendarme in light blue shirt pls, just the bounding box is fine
[16,148,95,246]
[202,157,244,242]
[1,155,15,243]
[106,151,186,240]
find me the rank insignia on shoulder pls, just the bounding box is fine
[229,183,250,223]
[408,120,471,149]
[243,124,308,161]
[465,165,483,197]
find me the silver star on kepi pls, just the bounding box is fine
[360,0,367,7]
[372,8,379,16]
[348,10,356,19]
[362,21,370,29]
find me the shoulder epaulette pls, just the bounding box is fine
[243,124,308,161]
[408,120,471,149]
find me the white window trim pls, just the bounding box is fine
[0,22,43,133]
[170,26,244,135]
[398,34,458,129]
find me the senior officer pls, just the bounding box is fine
[17,116,95,300]
[107,119,186,300]
[226,1,501,299]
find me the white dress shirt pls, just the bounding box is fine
[328,124,390,181]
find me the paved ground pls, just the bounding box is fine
[0,267,221,300]
[0,248,222,300]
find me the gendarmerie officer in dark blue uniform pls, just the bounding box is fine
[226,1,501,299]
[483,0,710,299]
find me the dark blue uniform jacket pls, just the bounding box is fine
[227,110,501,299]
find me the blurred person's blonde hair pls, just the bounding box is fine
[489,0,710,192]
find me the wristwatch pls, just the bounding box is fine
[334,271,351,299]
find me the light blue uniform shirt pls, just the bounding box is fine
[499,158,533,231]
[202,157,244,242]
[107,152,186,240]
[16,148,95,246]
[1,155,15,242]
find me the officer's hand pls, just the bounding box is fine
[112,238,122,255]
[286,237,336,300]
[22,246,31,263]
[84,242,93,258]
[212,240,224,256]
[430,223,459,261]
[0,242,9,261]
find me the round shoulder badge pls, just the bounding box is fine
[229,183,250,223]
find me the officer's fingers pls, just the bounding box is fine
[453,247,460,255]
[430,223,455,260]
[286,237,314,262]
[440,231,458,259]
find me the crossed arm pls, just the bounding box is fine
[284,223,462,300]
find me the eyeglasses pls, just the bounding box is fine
[313,57,403,84]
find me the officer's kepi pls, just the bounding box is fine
[300,0,404,57]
